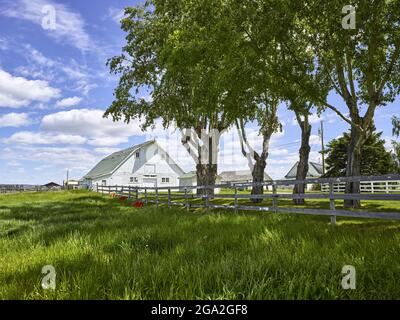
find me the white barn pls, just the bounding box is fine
[82,140,185,189]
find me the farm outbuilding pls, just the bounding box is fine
[284,161,324,190]
[43,182,62,190]
[178,171,222,194]
[65,180,80,190]
[284,161,324,179]
[220,170,273,190]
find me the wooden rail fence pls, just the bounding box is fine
[0,185,46,194]
[96,174,400,224]
[0,184,67,194]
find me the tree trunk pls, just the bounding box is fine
[344,126,363,208]
[251,159,266,203]
[196,132,219,197]
[196,164,217,196]
[293,118,311,205]
[181,126,222,197]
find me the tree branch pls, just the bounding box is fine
[235,119,255,171]
[376,41,400,97]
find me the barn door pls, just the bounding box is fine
[143,178,157,188]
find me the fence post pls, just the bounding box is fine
[127,186,131,198]
[145,188,148,205]
[168,187,171,208]
[205,185,209,211]
[108,186,111,195]
[385,181,389,194]
[272,183,277,213]
[185,188,189,211]
[234,185,238,214]
[136,187,139,200]
[156,187,159,207]
[329,182,336,225]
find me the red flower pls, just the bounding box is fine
[134,200,143,208]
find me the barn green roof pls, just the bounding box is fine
[83,141,155,179]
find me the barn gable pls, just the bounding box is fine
[84,141,154,180]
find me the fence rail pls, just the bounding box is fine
[0,185,60,194]
[95,174,400,224]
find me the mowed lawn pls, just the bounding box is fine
[1,191,400,299]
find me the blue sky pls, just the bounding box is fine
[0,0,398,185]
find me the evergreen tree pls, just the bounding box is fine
[324,131,397,177]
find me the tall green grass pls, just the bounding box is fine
[0,190,399,299]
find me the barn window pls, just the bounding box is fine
[162,177,170,183]
[130,177,138,183]
[135,152,140,158]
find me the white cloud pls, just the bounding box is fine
[56,96,82,108]
[1,146,98,171]
[2,0,93,52]
[309,114,323,124]
[16,45,97,96]
[0,69,60,108]
[41,108,145,146]
[383,136,394,151]
[270,148,290,156]
[34,164,53,171]
[3,131,87,145]
[291,114,324,126]
[106,7,125,25]
[309,134,321,145]
[6,160,21,167]
[0,113,32,128]
[94,147,120,155]
[309,151,322,163]
[0,37,8,50]
[88,136,129,147]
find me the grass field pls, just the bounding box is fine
[1,190,400,299]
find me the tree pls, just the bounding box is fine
[228,0,330,203]
[392,115,400,172]
[290,103,313,205]
[324,130,397,177]
[236,97,281,202]
[393,116,400,137]
[249,0,400,207]
[392,141,400,172]
[105,1,250,195]
[296,0,400,207]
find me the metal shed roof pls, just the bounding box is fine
[284,161,324,179]
[220,170,272,182]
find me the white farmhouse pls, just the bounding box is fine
[82,140,185,189]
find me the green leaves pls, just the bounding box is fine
[324,130,397,177]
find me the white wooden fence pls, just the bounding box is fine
[321,180,400,193]
[96,174,400,224]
